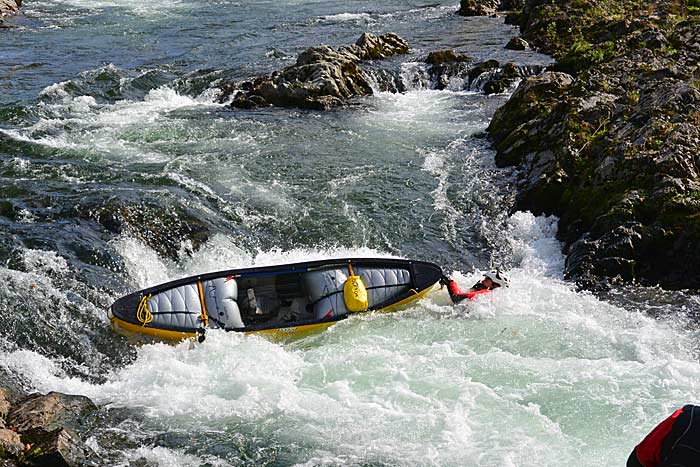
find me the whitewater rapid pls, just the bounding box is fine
[2,1,699,465]
[2,213,699,467]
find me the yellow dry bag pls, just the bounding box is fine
[344,264,368,312]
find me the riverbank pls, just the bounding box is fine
[479,0,700,290]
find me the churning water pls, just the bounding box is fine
[1,1,699,466]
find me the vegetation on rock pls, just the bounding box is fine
[486,0,700,289]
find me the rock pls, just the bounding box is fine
[22,427,90,467]
[425,50,472,90]
[0,0,21,26]
[73,199,211,261]
[483,80,508,94]
[7,392,96,434]
[0,429,23,459]
[221,33,409,110]
[458,0,500,16]
[467,59,501,84]
[354,32,409,59]
[500,0,525,9]
[425,49,470,66]
[489,71,574,160]
[505,37,529,50]
[4,392,98,467]
[0,388,11,428]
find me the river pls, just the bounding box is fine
[1,1,699,466]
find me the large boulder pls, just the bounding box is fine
[5,392,97,467]
[7,392,96,434]
[221,33,409,110]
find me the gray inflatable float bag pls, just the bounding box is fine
[303,268,349,319]
[146,283,203,330]
[353,267,411,307]
[203,277,244,329]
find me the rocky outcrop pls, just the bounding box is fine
[486,0,700,289]
[0,389,98,467]
[0,0,21,26]
[219,33,409,110]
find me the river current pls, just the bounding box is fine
[1,1,700,466]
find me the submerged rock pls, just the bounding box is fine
[486,0,700,289]
[73,199,211,261]
[220,32,409,110]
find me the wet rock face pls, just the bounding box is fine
[73,199,211,261]
[0,390,98,467]
[423,52,542,93]
[486,0,700,289]
[7,392,96,433]
[220,33,409,110]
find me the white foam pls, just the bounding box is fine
[123,446,234,467]
[30,0,190,17]
[320,12,372,22]
[22,249,71,275]
[7,84,224,164]
[111,233,399,290]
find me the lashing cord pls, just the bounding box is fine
[136,293,153,326]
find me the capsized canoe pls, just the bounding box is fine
[109,257,443,342]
